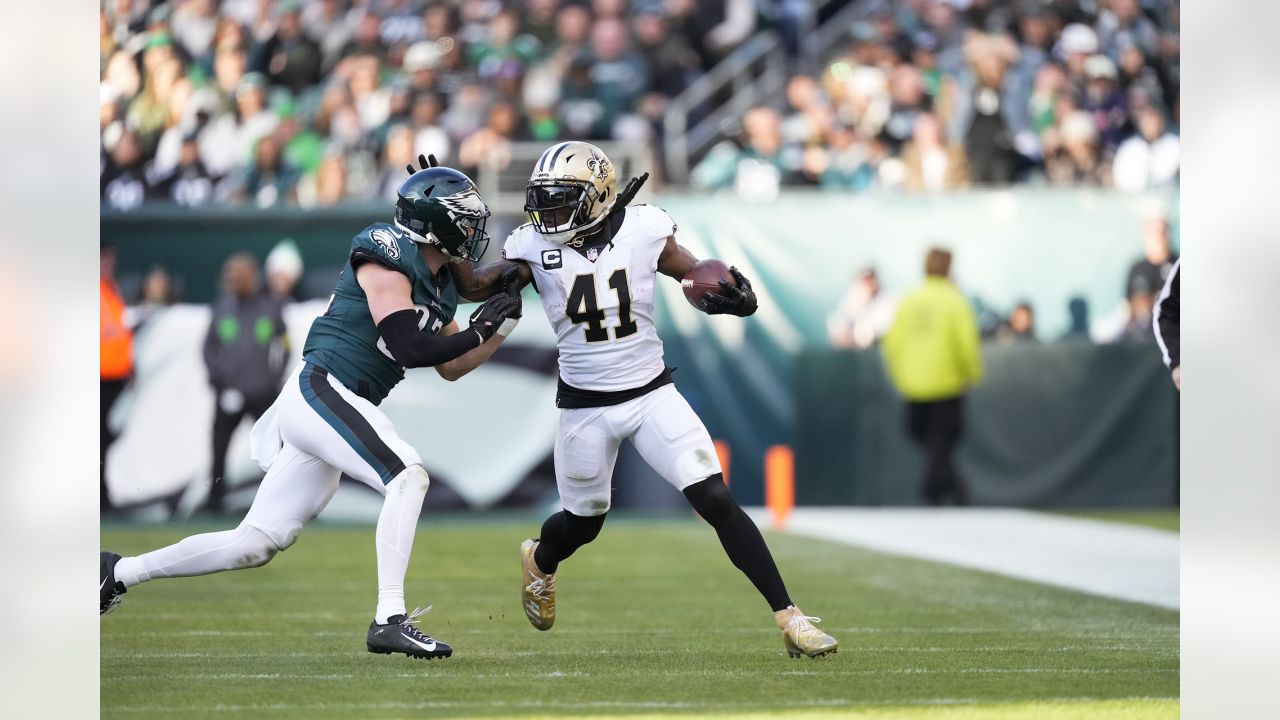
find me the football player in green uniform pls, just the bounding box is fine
[101,159,522,660]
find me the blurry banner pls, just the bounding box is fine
[795,344,1178,507]
[651,189,1175,504]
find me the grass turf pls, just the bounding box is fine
[101,519,1178,718]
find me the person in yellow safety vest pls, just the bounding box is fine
[101,243,133,512]
[881,247,983,505]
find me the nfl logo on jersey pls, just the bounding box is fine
[586,248,599,261]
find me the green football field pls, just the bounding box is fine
[100,518,1178,719]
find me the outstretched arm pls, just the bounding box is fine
[433,320,507,381]
[358,262,520,368]
[451,259,533,301]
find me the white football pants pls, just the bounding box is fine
[554,384,722,516]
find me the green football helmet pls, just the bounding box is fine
[393,167,491,262]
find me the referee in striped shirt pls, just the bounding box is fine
[1154,259,1180,390]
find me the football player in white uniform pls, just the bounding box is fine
[452,142,837,658]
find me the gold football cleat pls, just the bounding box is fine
[775,606,838,658]
[520,538,556,631]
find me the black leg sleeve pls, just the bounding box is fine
[532,510,607,575]
[683,475,793,612]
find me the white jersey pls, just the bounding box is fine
[503,205,676,392]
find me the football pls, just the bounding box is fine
[681,259,734,311]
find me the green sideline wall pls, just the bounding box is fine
[102,189,1179,507]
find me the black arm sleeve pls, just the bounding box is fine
[377,309,482,369]
[1154,262,1179,369]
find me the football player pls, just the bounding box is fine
[451,142,838,658]
[101,158,523,660]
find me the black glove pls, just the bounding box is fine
[469,292,521,341]
[500,264,526,304]
[405,153,440,175]
[703,267,758,316]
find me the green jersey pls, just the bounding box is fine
[303,222,459,404]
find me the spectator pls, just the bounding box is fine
[691,106,798,197]
[632,1,700,106]
[265,239,304,303]
[101,129,148,212]
[1112,104,1179,191]
[883,64,930,152]
[1127,217,1178,299]
[1044,110,1108,186]
[827,268,897,350]
[148,133,220,208]
[559,54,610,139]
[299,151,349,208]
[229,134,300,208]
[525,0,563,47]
[587,18,651,137]
[202,253,288,514]
[1080,54,1128,152]
[409,92,452,162]
[1096,0,1161,61]
[1060,296,1092,342]
[882,248,984,506]
[201,72,279,177]
[257,0,323,96]
[128,264,180,331]
[949,34,1028,184]
[900,112,970,191]
[458,101,518,177]
[171,0,219,59]
[997,301,1038,344]
[100,243,133,512]
[338,11,387,64]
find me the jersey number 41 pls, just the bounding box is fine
[567,269,638,344]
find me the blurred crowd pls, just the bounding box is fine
[101,1,1179,212]
[694,0,1180,195]
[100,0,760,211]
[827,213,1179,350]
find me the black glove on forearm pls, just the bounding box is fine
[703,267,758,317]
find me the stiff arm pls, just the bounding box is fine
[357,262,512,378]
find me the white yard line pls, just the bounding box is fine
[748,508,1179,610]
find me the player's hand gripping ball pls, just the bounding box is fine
[683,260,758,316]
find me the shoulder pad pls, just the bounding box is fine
[351,223,413,272]
[630,204,677,237]
[501,223,540,261]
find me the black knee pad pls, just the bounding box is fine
[683,474,737,523]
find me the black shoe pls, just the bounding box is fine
[366,608,453,659]
[100,551,127,615]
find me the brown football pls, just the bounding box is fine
[681,259,733,311]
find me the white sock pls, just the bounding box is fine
[114,524,279,588]
[374,466,430,624]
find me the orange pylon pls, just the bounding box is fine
[764,445,795,530]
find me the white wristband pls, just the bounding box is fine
[496,316,520,338]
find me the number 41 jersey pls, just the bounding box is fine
[503,205,675,393]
